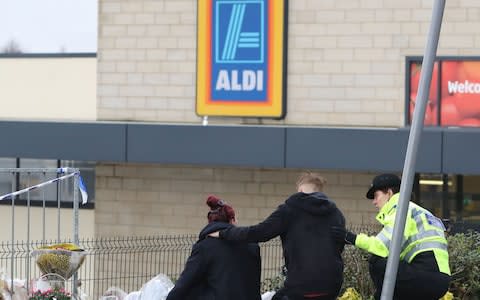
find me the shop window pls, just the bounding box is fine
[0,158,16,194]
[462,175,480,222]
[417,173,480,223]
[407,57,480,127]
[418,174,455,218]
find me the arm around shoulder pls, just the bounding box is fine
[220,205,289,243]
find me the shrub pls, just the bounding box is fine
[340,230,480,300]
[261,274,285,293]
[261,229,480,299]
[447,231,480,299]
[339,225,379,299]
[341,246,375,299]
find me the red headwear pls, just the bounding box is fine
[206,195,235,223]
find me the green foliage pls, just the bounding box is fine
[340,246,375,299]
[260,230,480,299]
[447,231,480,300]
[340,231,480,300]
[339,225,379,299]
[260,273,285,293]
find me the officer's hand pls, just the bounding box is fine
[330,226,357,245]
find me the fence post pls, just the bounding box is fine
[73,173,80,298]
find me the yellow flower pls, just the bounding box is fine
[439,291,453,300]
[39,243,83,251]
[337,287,362,300]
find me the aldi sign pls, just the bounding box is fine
[196,0,287,118]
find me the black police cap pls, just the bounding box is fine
[366,174,401,199]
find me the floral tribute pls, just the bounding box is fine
[29,288,71,300]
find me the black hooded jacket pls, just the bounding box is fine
[166,222,261,300]
[220,192,345,296]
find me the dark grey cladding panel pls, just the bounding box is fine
[127,124,285,167]
[285,127,442,173]
[0,121,126,161]
[443,128,480,174]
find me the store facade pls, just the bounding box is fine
[1,0,480,237]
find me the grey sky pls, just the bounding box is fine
[0,0,97,53]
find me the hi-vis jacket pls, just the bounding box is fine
[355,193,451,275]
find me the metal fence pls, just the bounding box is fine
[1,226,386,299]
[0,168,83,297]
[0,169,383,300]
[0,235,283,299]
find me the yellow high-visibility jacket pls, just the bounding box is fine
[355,193,451,275]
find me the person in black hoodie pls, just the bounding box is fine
[210,172,346,300]
[166,195,261,300]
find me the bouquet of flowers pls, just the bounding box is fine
[31,243,86,280]
[29,288,71,300]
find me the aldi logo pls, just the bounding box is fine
[215,1,265,64]
[196,0,287,118]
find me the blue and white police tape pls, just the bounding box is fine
[0,171,88,204]
[78,175,88,204]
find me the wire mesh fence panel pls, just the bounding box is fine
[86,235,197,297]
[260,238,283,280]
[0,235,286,298]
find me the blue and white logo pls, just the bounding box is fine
[212,0,268,101]
[215,1,265,64]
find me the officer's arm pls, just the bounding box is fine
[354,228,390,258]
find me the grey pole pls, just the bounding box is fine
[380,0,446,299]
[73,171,80,298]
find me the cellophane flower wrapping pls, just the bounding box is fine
[31,244,86,280]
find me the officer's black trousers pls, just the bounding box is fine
[369,255,450,300]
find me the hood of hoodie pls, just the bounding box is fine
[285,192,338,216]
[198,221,233,240]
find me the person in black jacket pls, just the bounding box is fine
[210,172,345,300]
[166,195,261,300]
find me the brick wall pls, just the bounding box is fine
[97,0,480,127]
[95,163,378,236]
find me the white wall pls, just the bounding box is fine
[0,57,96,121]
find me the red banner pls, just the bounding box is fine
[409,59,480,127]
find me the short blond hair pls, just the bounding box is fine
[296,172,327,192]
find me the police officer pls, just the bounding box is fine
[331,173,451,300]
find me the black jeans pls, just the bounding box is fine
[369,255,450,300]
